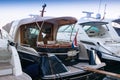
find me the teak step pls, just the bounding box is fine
[0,62,13,76]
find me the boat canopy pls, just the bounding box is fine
[44,17,77,26]
[2,16,77,33]
[17,16,77,27]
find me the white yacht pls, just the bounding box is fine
[0,29,32,80]
[76,12,120,62]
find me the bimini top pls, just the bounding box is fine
[2,16,77,33]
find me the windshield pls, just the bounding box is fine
[58,24,76,33]
[80,22,108,37]
[57,24,77,41]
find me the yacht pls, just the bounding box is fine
[0,28,32,80]
[2,15,105,79]
[75,11,120,62]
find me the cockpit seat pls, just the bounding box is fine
[87,30,98,37]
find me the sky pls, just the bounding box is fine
[0,0,120,27]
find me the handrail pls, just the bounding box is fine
[97,42,117,56]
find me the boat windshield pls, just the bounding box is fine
[58,24,76,33]
[57,24,77,41]
[80,22,108,37]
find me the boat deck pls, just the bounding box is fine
[43,62,105,79]
[0,73,32,80]
[67,62,105,73]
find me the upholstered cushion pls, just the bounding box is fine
[47,41,56,44]
[37,41,44,45]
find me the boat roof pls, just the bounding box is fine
[79,21,108,26]
[17,16,77,26]
[2,16,77,33]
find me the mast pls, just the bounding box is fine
[40,4,47,17]
[98,0,102,13]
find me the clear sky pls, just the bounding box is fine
[0,0,120,27]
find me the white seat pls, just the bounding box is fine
[47,41,56,44]
[37,41,44,45]
[87,30,98,37]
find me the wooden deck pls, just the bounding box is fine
[0,73,32,80]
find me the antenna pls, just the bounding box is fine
[40,4,47,17]
[101,4,107,20]
[82,11,94,18]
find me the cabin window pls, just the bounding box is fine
[28,28,39,39]
[20,22,54,48]
[20,24,39,48]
